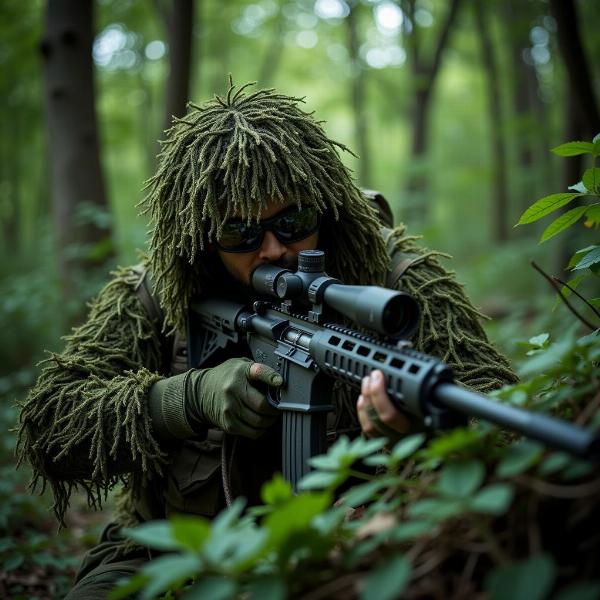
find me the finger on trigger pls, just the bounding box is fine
[244,385,279,415]
[248,362,283,387]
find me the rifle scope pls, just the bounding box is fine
[251,250,419,338]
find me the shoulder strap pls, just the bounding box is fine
[381,227,420,289]
[131,264,164,324]
[362,188,394,228]
[131,265,188,375]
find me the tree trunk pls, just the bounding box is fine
[550,0,600,137]
[257,4,285,87]
[346,1,370,188]
[162,0,195,133]
[40,0,111,299]
[474,0,509,242]
[550,0,598,270]
[403,0,462,225]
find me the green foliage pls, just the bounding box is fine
[515,134,600,323]
[517,135,600,247]
[485,554,556,600]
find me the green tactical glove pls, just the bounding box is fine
[148,357,282,440]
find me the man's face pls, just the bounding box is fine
[217,200,319,286]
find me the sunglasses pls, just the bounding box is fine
[216,205,321,253]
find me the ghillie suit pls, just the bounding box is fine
[18,84,516,584]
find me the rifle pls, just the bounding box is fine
[187,250,599,489]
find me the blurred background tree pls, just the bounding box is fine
[0,0,598,596]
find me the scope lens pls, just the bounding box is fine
[382,294,419,338]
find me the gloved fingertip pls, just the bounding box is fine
[271,374,283,386]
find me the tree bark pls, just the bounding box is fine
[346,1,370,188]
[474,0,509,242]
[40,0,111,299]
[403,0,462,224]
[162,0,195,133]
[550,0,600,137]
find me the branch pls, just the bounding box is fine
[552,274,600,321]
[530,261,598,330]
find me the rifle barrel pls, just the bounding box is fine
[435,383,600,461]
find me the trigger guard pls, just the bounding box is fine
[267,386,280,409]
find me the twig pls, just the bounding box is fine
[411,547,448,580]
[455,552,479,599]
[552,274,600,320]
[530,261,598,330]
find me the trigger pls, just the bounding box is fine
[267,386,281,409]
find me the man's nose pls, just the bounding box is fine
[258,230,287,261]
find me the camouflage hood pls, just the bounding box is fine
[142,81,390,334]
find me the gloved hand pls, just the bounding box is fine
[149,357,282,440]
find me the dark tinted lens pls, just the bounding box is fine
[273,206,320,242]
[219,221,262,251]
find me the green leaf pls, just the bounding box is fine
[171,516,211,552]
[554,581,600,600]
[0,537,15,552]
[349,436,390,457]
[298,470,344,490]
[582,168,600,194]
[184,577,238,600]
[574,246,600,271]
[585,204,600,225]
[122,522,181,552]
[438,459,485,498]
[551,141,594,156]
[246,576,287,600]
[496,441,543,477]
[561,459,595,481]
[569,181,588,194]
[540,205,588,242]
[390,433,426,463]
[485,554,556,600]
[139,554,202,600]
[516,193,580,226]
[568,245,598,268]
[261,474,293,506]
[4,552,24,571]
[360,554,411,600]
[263,491,331,548]
[109,573,150,600]
[469,483,514,515]
[342,479,390,507]
[363,453,390,467]
[390,521,435,541]
[518,334,575,377]
[407,498,465,521]
[312,506,346,535]
[423,428,482,459]
[528,333,549,347]
[537,452,570,476]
